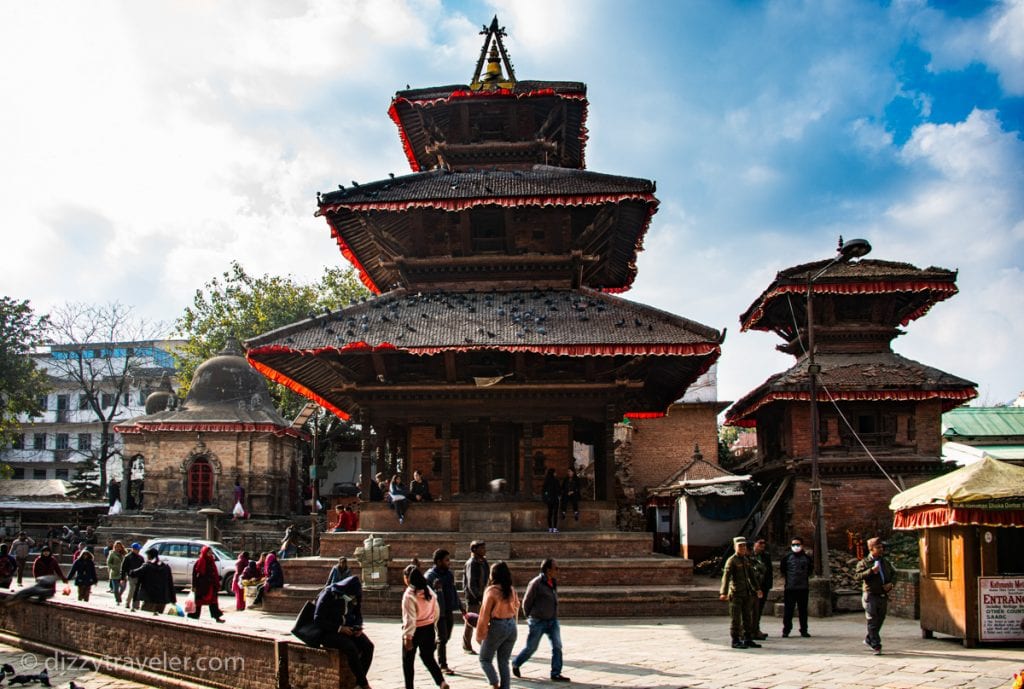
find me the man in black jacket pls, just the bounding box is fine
[512,559,570,682]
[779,536,813,638]
[425,548,463,674]
[129,548,175,615]
[313,576,374,689]
[121,543,144,611]
[462,540,489,654]
[854,537,896,655]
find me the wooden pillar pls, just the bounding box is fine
[359,410,372,501]
[441,421,452,500]
[602,405,618,501]
[374,433,385,482]
[521,423,533,498]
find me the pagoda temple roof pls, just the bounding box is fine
[317,165,657,294]
[725,351,977,427]
[245,287,723,421]
[394,80,586,102]
[739,259,958,333]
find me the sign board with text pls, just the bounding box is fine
[978,577,1024,642]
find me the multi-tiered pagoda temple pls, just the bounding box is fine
[726,257,977,541]
[246,19,723,508]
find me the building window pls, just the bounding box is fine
[187,457,214,505]
[11,434,24,450]
[101,392,114,409]
[33,469,47,480]
[32,394,47,416]
[79,393,91,410]
[123,392,131,406]
[78,433,92,451]
[55,433,69,450]
[907,415,916,442]
[470,208,507,253]
[33,433,46,450]
[55,469,69,480]
[12,468,24,479]
[925,527,950,578]
[432,452,442,476]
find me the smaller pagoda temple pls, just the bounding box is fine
[726,256,977,542]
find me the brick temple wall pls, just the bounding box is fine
[627,403,723,490]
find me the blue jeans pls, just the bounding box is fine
[479,618,517,689]
[110,578,124,604]
[513,617,563,677]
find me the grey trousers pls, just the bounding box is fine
[862,592,888,649]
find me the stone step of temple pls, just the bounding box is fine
[261,583,724,617]
[459,510,511,533]
[319,530,657,561]
[280,554,691,588]
[358,500,617,533]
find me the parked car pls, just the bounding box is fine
[140,538,236,593]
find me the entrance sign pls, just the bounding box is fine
[978,577,1024,642]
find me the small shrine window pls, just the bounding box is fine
[470,208,506,253]
[432,452,442,476]
[925,527,950,579]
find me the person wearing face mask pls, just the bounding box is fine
[779,536,813,638]
[853,537,895,655]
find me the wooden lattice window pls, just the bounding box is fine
[187,458,213,505]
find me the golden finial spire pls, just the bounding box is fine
[470,16,517,91]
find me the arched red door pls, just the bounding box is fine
[187,458,213,505]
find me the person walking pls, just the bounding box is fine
[512,558,570,682]
[854,537,896,655]
[426,549,464,675]
[107,541,127,605]
[122,542,144,611]
[31,545,67,585]
[719,536,762,649]
[560,468,581,523]
[390,475,410,524]
[326,556,352,586]
[314,575,375,689]
[11,532,35,586]
[463,540,490,655]
[779,536,813,638]
[542,469,561,533]
[476,561,520,689]
[0,544,17,589]
[189,545,225,622]
[68,548,98,601]
[401,565,449,689]
[751,538,772,640]
[130,548,176,615]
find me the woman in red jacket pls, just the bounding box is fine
[188,546,225,622]
[31,546,68,584]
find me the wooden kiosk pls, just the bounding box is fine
[890,456,1024,647]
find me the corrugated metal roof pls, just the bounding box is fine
[943,407,1024,438]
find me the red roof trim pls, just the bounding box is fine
[251,341,718,359]
[624,411,666,420]
[741,280,959,332]
[324,215,382,294]
[116,421,309,441]
[726,387,978,427]
[387,89,588,172]
[893,505,1024,530]
[320,192,657,216]
[247,357,351,421]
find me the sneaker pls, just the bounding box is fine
[573,512,579,521]
[440,666,455,675]
[512,665,521,678]
[731,640,745,648]
[800,631,811,638]
[755,632,768,640]
[781,631,790,638]
[553,528,559,533]
[744,639,762,648]
[463,646,477,655]
[873,646,882,655]
[551,675,571,682]
[398,516,404,524]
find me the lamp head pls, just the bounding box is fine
[837,237,871,262]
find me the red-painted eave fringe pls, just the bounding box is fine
[388,89,589,173]
[327,218,382,295]
[624,411,666,420]
[740,281,959,332]
[726,387,978,427]
[250,341,718,359]
[247,356,351,422]
[893,505,1024,530]
[116,422,309,441]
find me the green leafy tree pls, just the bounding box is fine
[0,298,50,474]
[174,261,369,419]
[718,424,740,468]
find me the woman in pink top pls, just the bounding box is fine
[475,561,520,689]
[400,565,449,689]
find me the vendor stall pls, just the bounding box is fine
[890,456,1024,647]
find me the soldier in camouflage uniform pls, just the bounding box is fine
[719,536,764,649]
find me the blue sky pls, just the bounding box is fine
[1,0,1022,407]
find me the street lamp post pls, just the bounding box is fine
[806,237,871,583]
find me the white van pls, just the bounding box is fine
[140,539,236,593]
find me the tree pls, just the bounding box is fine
[174,261,369,419]
[0,298,49,450]
[45,302,167,497]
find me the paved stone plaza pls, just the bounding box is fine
[0,587,1020,689]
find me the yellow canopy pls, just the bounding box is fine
[889,456,1024,512]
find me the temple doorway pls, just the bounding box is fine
[459,422,519,494]
[187,457,214,505]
